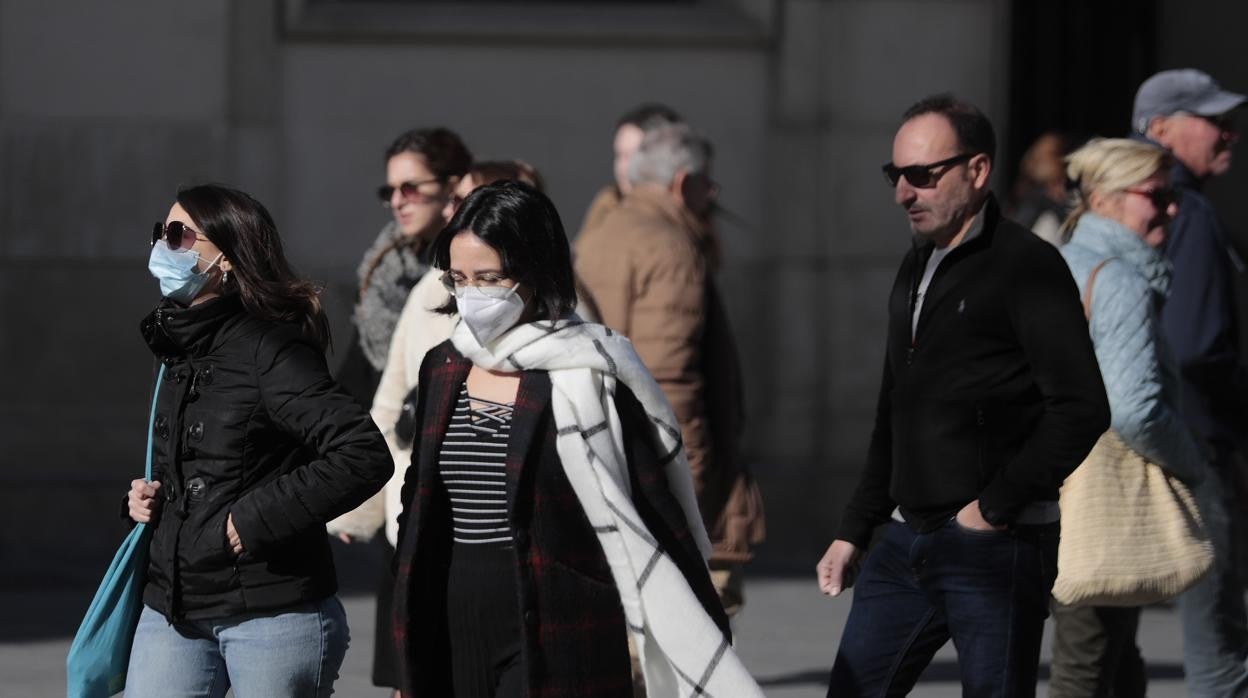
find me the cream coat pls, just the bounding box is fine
[327,271,455,545]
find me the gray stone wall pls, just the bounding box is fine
[0,0,1007,585]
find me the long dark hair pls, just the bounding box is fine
[177,184,332,350]
[431,181,577,321]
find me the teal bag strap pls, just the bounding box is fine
[144,364,165,481]
[65,362,169,697]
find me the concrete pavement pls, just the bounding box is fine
[0,577,1198,696]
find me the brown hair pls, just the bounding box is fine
[178,184,331,350]
[467,160,545,192]
[361,127,475,296]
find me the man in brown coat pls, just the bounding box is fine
[576,123,763,617]
[577,104,684,239]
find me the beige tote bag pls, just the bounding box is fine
[1052,258,1213,607]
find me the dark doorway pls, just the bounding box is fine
[1005,0,1160,192]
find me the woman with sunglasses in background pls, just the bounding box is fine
[333,162,551,541]
[329,159,545,696]
[124,184,391,697]
[390,181,760,697]
[336,127,472,410]
[1049,138,1207,697]
[333,128,470,693]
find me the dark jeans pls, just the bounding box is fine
[1178,459,1248,697]
[1049,603,1145,697]
[828,518,1058,698]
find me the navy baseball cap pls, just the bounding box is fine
[1132,69,1246,134]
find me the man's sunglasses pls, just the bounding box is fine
[377,178,444,206]
[882,153,975,188]
[1193,112,1237,133]
[1125,186,1182,210]
[152,221,208,250]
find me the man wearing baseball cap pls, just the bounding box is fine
[1134,68,1248,697]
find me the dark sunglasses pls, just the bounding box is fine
[1194,112,1237,133]
[151,221,207,250]
[882,153,975,188]
[1125,186,1182,210]
[377,178,444,206]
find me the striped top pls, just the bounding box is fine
[438,383,514,545]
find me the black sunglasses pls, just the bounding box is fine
[1194,112,1237,133]
[882,153,975,188]
[1125,185,1182,210]
[151,221,207,250]
[377,178,444,206]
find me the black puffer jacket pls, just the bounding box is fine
[138,295,391,621]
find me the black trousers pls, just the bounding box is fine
[1049,602,1146,697]
[371,539,400,688]
[446,543,524,698]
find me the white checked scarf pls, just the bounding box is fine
[451,318,764,697]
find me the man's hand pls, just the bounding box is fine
[955,499,1007,532]
[816,539,861,597]
[226,514,244,555]
[127,479,162,523]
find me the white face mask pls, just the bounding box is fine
[455,284,525,346]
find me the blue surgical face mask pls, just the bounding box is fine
[148,241,223,305]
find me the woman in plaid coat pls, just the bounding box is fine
[390,182,740,698]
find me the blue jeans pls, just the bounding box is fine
[124,596,349,697]
[1178,462,1248,697]
[828,518,1058,698]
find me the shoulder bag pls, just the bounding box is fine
[1052,259,1213,606]
[66,365,165,696]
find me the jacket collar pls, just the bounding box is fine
[906,195,1001,341]
[622,186,708,247]
[1068,213,1172,296]
[141,294,244,360]
[1169,159,1202,192]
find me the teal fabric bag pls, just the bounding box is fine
[66,365,164,697]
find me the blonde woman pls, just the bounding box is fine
[1051,138,1207,697]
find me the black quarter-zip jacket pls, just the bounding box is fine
[837,196,1109,547]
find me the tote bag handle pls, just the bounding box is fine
[66,363,165,697]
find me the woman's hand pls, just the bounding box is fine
[226,514,244,555]
[127,479,162,523]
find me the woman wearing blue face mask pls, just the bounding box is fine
[123,184,392,697]
[390,181,761,698]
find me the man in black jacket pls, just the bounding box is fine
[1133,68,1248,697]
[816,95,1109,696]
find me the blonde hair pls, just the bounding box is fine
[1060,137,1171,241]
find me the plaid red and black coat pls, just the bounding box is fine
[391,341,729,697]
